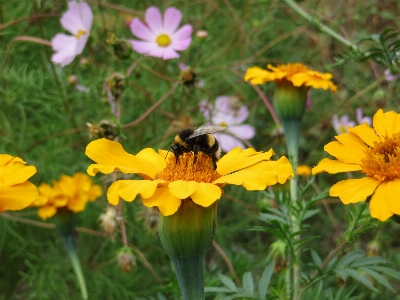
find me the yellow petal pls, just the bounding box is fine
[107,180,131,205]
[88,185,103,201]
[86,139,163,178]
[348,123,379,147]
[118,179,164,202]
[190,182,221,207]
[312,158,362,175]
[244,67,274,85]
[324,132,366,164]
[329,177,380,204]
[0,181,39,212]
[141,186,181,216]
[373,109,400,138]
[38,205,57,220]
[369,182,393,221]
[297,165,312,176]
[168,180,197,199]
[265,156,294,184]
[386,179,400,215]
[0,161,37,186]
[217,147,274,176]
[214,161,280,190]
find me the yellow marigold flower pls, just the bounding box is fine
[0,154,38,212]
[244,63,337,92]
[312,109,400,221]
[85,139,294,216]
[32,173,103,220]
[297,165,312,176]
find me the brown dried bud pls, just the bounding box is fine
[117,248,136,273]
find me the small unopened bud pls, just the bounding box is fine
[196,30,208,39]
[68,75,78,85]
[269,240,287,272]
[366,240,381,257]
[87,120,119,140]
[117,248,136,272]
[179,67,196,86]
[80,57,90,66]
[112,38,132,60]
[104,73,126,99]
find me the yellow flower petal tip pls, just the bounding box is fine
[85,140,292,216]
[244,62,337,92]
[33,172,102,220]
[314,109,400,221]
[0,154,39,213]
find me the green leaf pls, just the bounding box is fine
[351,256,387,267]
[221,292,259,300]
[205,287,234,293]
[341,268,378,292]
[336,251,364,268]
[242,272,254,294]
[218,273,238,292]
[371,266,400,280]
[311,250,322,268]
[258,262,274,300]
[360,268,394,292]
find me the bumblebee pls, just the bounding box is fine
[171,125,226,169]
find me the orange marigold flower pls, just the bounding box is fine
[32,173,103,220]
[312,109,400,221]
[0,154,38,212]
[244,63,337,92]
[85,139,294,216]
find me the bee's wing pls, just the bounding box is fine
[188,125,226,139]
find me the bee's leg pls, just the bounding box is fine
[211,155,218,170]
[193,145,199,165]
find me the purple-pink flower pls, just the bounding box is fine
[200,96,255,152]
[51,1,93,67]
[331,108,371,134]
[129,6,192,60]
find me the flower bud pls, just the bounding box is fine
[112,38,133,60]
[87,120,119,140]
[273,80,308,122]
[196,30,208,39]
[179,67,196,86]
[117,247,136,272]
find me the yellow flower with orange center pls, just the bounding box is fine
[312,109,400,221]
[0,154,38,212]
[85,139,294,216]
[244,63,337,92]
[32,173,103,220]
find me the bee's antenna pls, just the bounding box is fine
[165,146,172,159]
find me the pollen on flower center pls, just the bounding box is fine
[156,34,171,47]
[75,29,87,40]
[361,133,400,181]
[154,152,221,183]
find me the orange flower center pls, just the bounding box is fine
[361,133,400,181]
[156,34,171,47]
[271,63,309,76]
[154,152,221,183]
[75,29,87,40]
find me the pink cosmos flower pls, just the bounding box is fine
[331,114,355,135]
[51,1,93,67]
[200,96,255,152]
[129,6,192,60]
[355,108,371,126]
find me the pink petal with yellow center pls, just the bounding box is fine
[373,109,400,138]
[38,205,57,220]
[190,182,221,207]
[118,179,165,202]
[163,7,182,33]
[145,6,163,34]
[324,132,365,164]
[312,158,362,175]
[86,139,163,178]
[369,181,393,221]
[141,186,181,216]
[171,24,193,42]
[329,177,380,204]
[130,18,155,41]
[348,123,379,147]
[168,180,197,199]
[216,147,274,176]
[0,182,39,212]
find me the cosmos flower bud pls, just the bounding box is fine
[68,75,79,86]
[179,67,196,86]
[117,247,136,273]
[112,38,133,60]
[87,120,119,140]
[196,30,208,39]
[104,73,126,98]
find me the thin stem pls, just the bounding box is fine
[282,0,358,49]
[212,241,241,287]
[250,84,281,126]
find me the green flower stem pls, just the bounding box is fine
[282,0,358,49]
[281,119,301,300]
[158,200,217,300]
[62,235,88,300]
[55,213,88,300]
